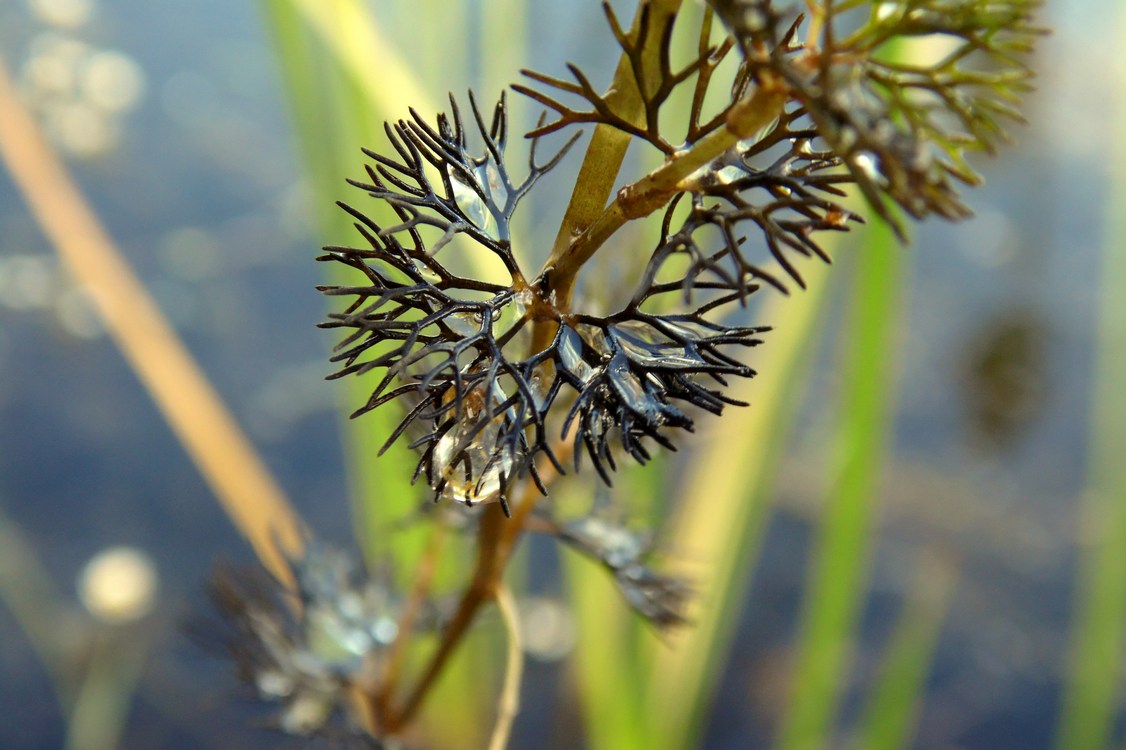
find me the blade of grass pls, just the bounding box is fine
[0,505,77,711]
[283,0,438,124]
[1055,9,1126,743]
[851,550,958,750]
[64,629,151,750]
[644,252,840,750]
[482,0,528,121]
[560,464,659,750]
[776,215,903,750]
[564,546,649,749]
[0,56,303,587]
[417,0,468,91]
[260,1,430,569]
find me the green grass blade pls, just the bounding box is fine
[776,215,903,750]
[563,536,649,748]
[259,0,441,568]
[851,551,958,750]
[482,0,528,111]
[283,0,437,123]
[64,631,151,750]
[1055,20,1126,747]
[0,505,75,711]
[643,252,839,750]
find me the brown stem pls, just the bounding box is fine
[541,0,685,284]
[385,502,509,732]
[487,583,523,750]
[373,523,450,724]
[384,437,572,733]
[0,56,304,587]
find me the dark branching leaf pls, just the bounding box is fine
[667,110,860,294]
[553,515,693,628]
[347,90,577,276]
[514,1,742,153]
[715,0,1043,234]
[321,94,767,506]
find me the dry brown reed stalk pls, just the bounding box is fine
[0,56,305,588]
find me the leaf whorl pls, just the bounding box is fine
[711,0,1043,233]
[321,93,774,504]
[321,0,1041,505]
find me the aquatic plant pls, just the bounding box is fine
[224,2,1041,745]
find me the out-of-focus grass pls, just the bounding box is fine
[1,506,152,750]
[259,3,529,747]
[777,215,903,750]
[1055,7,1126,747]
[64,630,151,750]
[258,0,432,568]
[851,551,958,750]
[643,251,838,750]
[0,506,75,710]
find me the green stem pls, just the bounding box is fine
[851,551,958,750]
[539,0,684,284]
[64,628,150,750]
[1055,7,1126,742]
[777,215,903,750]
[544,78,788,302]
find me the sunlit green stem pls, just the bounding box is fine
[777,216,903,750]
[1055,8,1126,744]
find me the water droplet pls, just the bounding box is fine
[558,325,596,384]
[445,310,483,338]
[853,151,884,184]
[607,353,660,422]
[611,321,707,369]
[431,381,515,505]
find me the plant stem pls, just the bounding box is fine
[0,56,304,589]
[543,76,789,304]
[375,523,451,723]
[382,436,570,733]
[544,0,685,261]
[487,584,524,750]
[384,504,507,733]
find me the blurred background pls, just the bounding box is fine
[0,1,1116,748]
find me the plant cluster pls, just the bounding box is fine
[215,0,1041,745]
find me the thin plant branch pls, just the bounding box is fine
[542,0,685,268]
[385,439,571,731]
[488,583,523,750]
[0,507,77,712]
[64,628,151,750]
[375,522,451,723]
[542,75,790,303]
[0,56,305,588]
